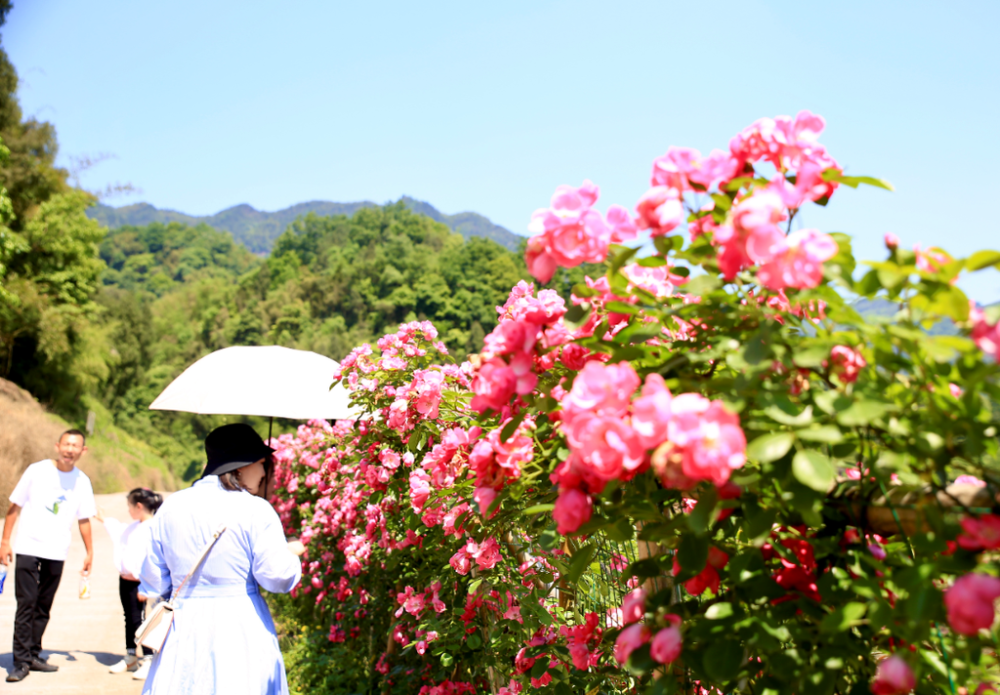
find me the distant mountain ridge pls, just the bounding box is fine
[87,196,525,255]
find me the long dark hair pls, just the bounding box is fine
[127,488,163,514]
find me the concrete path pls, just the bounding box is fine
[1,492,151,694]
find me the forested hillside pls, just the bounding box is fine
[88,195,525,254]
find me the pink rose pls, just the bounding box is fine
[970,302,1000,357]
[561,361,640,421]
[828,345,866,383]
[566,414,645,486]
[756,228,838,291]
[474,537,502,571]
[649,623,682,664]
[945,573,1000,635]
[473,486,498,518]
[470,358,518,413]
[449,546,472,575]
[650,146,738,192]
[871,655,915,695]
[613,623,650,664]
[958,514,1000,551]
[631,373,673,450]
[553,488,593,535]
[634,186,684,237]
[525,180,616,283]
[621,588,646,624]
[884,233,900,250]
[668,395,746,486]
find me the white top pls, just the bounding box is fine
[102,517,154,577]
[9,460,97,561]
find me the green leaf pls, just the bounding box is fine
[562,303,592,331]
[796,425,843,444]
[604,516,636,542]
[676,534,708,575]
[747,432,795,463]
[966,250,1000,271]
[821,169,894,191]
[763,404,814,427]
[835,399,893,427]
[684,274,722,296]
[439,653,454,668]
[566,543,597,584]
[500,411,526,442]
[637,256,668,268]
[703,639,743,682]
[608,245,640,276]
[792,450,835,492]
[687,486,719,536]
[705,602,733,620]
[793,344,832,368]
[523,504,555,515]
[571,283,598,298]
[605,300,640,315]
[709,193,733,211]
[820,602,867,632]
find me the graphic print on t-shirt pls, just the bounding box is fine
[47,494,68,515]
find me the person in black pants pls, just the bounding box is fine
[1,430,97,684]
[119,576,145,661]
[94,487,163,680]
[12,556,64,670]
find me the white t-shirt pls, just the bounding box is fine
[102,517,154,577]
[9,460,97,561]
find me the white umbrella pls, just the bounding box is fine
[149,346,358,421]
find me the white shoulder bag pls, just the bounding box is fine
[136,523,227,652]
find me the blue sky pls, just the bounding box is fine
[5,0,999,302]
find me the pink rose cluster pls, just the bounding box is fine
[417,680,475,695]
[827,345,867,384]
[448,536,502,575]
[558,612,603,671]
[970,302,1000,357]
[551,361,746,534]
[524,111,841,293]
[470,281,568,414]
[394,582,447,619]
[614,589,682,667]
[524,180,637,284]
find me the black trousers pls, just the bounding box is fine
[13,554,64,666]
[118,576,146,657]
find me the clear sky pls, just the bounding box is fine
[5,0,999,302]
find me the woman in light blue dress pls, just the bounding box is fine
[139,424,303,695]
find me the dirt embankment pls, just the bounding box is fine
[0,378,174,515]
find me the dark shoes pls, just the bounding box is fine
[5,663,30,682]
[30,658,58,672]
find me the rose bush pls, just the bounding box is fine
[269,112,1000,695]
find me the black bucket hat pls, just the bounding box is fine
[202,423,275,478]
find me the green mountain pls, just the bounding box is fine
[87,197,525,255]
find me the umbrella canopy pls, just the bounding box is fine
[149,346,357,420]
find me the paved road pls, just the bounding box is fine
[1,492,150,694]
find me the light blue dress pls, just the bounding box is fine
[139,476,302,695]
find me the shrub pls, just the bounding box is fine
[271,112,1000,695]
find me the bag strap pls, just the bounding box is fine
[170,523,227,600]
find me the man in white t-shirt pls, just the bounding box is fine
[1,429,96,684]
